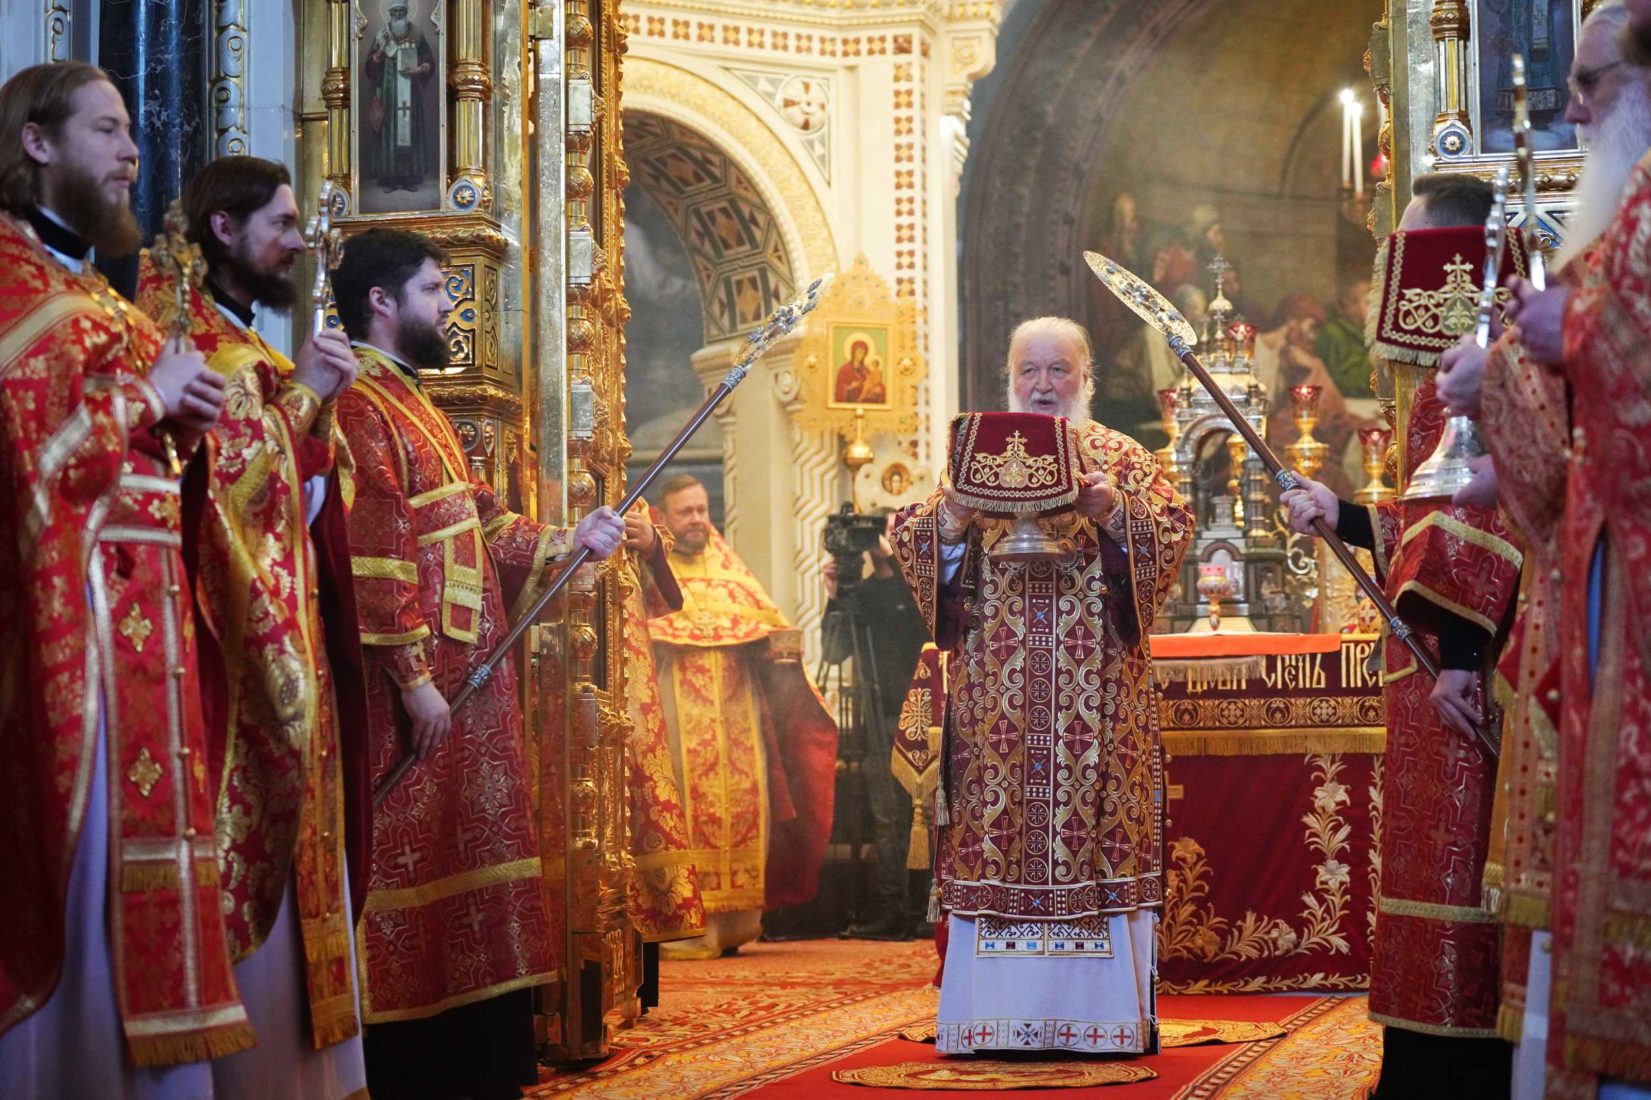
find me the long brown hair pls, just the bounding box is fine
[0,61,111,217]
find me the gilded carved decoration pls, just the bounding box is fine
[211,0,250,157]
[45,1,72,62]
[303,0,636,1061]
[790,255,924,440]
[1417,0,1586,243]
[549,0,639,1058]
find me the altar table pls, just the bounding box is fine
[1152,632,1384,994]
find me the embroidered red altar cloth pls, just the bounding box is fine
[1154,632,1384,995]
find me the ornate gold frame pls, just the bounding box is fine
[790,255,924,443]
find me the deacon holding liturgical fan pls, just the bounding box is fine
[890,316,1192,1056]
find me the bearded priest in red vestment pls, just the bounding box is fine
[1284,176,1527,1098]
[1429,10,1651,1098]
[329,228,623,1100]
[891,316,1192,1056]
[135,155,371,1099]
[1467,67,1651,1100]
[0,62,254,1098]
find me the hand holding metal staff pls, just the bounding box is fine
[373,271,836,805]
[1084,249,1498,757]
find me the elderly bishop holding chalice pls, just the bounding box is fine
[890,315,1192,1055]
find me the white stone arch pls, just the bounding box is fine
[624,55,845,657]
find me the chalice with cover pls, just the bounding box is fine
[947,411,1082,562]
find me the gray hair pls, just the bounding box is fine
[1003,315,1096,421]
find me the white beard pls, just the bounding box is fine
[1005,380,1094,427]
[1555,77,1651,269]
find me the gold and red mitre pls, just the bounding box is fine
[1368,224,1530,367]
[946,411,1080,514]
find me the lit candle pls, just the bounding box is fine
[1339,88,1355,190]
[1353,100,1364,196]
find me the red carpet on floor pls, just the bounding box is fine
[736,994,1327,1098]
[535,940,1380,1098]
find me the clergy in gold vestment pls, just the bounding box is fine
[135,155,370,1098]
[0,63,252,1097]
[649,475,840,960]
[618,501,706,945]
[893,317,1191,1055]
[328,229,624,1100]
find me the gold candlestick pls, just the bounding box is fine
[843,408,875,511]
[1354,426,1395,504]
[1286,384,1327,478]
[1225,432,1247,526]
[1155,387,1181,480]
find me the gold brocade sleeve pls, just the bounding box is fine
[335,389,433,689]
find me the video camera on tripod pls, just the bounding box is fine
[822,505,888,596]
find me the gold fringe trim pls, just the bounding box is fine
[1602,910,1651,951]
[303,929,355,966]
[1496,1003,1525,1044]
[121,862,179,893]
[926,880,943,923]
[309,1005,361,1051]
[1371,338,1445,369]
[120,857,220,893]
[1563,1035,1651,1083]
[126,1022,258,1067]
[1502,892,1550,930]
[362,970,556,1025]
[1378,894,1497,923]
[1160,727,1386,756]
[944,486,1079,515]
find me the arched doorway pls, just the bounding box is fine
[621,111,801,527]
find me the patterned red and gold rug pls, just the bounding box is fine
[530,940,1380,1099]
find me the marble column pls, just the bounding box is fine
[97,0,209,294]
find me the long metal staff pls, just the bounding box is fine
[1512,54,1547,293]
[1083,251,1455,678]
[374,272,835,805]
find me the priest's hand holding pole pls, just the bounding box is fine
[937,487,977,543]
[1431,670,1485,741]
[1436,336,1489,417]
[1279,476,1340,534]
[291,329,359,400]
[402,681,452,760]
[150,337,226,433]
[574,506,626,559]
[622,508,657,555]
[1502,276,1569,370]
